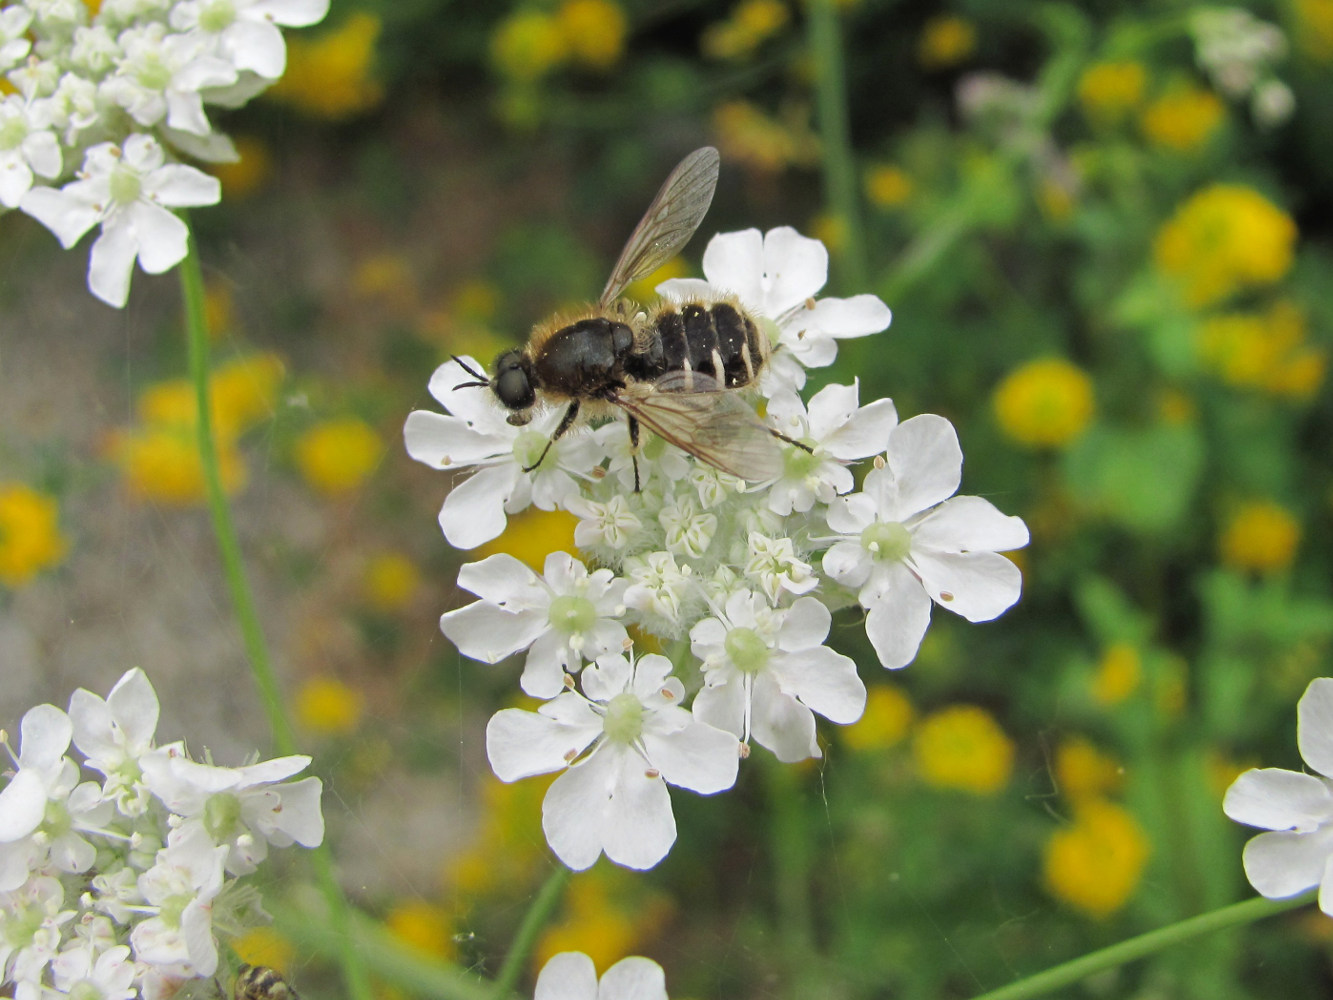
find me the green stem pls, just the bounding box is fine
[806,0,867,292]
[766,758,814,963]
[178,232,374,1000]
[968,894,1312,1000]
[491,865,571,1000]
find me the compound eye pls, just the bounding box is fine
[495,365,536,410]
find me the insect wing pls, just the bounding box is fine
[613,374,783,482]
[599,147,721,308]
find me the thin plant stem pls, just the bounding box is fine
[967,894,1312,1000]
[491,865,572,1000]
[807,0,867,292]
[178,232,374,1000]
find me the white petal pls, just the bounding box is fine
[536,953,597,1000]
[456,553,545,607]
[750,675,819,762]
[145,164,220,208]
[912,495,1030,553]
[909,550,1023,623]
[803,294,891,338]
[542,751,617,870]
[863,566,933,669]
[824,491,877,534]
[1224,768,1333,831]
[225,19,286,77]
[438,465,520,549]
[1299,679,1333,778]
[1242,827,1333,898]
[0,770,46,841]
[759,227,827,313]
[21,185,100,248]
[825,398,898,461]
[270,776,323,846]
[440,603,546,663]
[599,958,667,1000]
[0,156,32,207]
[522,632,576,699]
[776,596,831,652]
[691,681,747,740]
[771,646,865,724]
[654,277,714,302]
[582,654,632,702]
[404,410,510,467]
[885,414,962,516]
[641,717,738,794]
[821,540,871,589]
[105,668,160,748]
[700,229,764,305]
[253,0,330,28]
[20,703,73,767]
[486,706,597,782]
[599,750,677,869]
[88,223,138,307]
[128,202,190,274]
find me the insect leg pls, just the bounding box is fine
[628,415,641,492]
[768,428,814,454]
[523,401,581,473]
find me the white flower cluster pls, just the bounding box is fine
[406,227,1029,872]
[1188,6,1293,127]
[0,669,324,1000]
[2,0,328,306]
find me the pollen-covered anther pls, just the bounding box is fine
[563,747,579,763]
[591,466,607,480]
[939,591,954,602]
[660,687,676,700]
[644,768,660,779]
[562,673,577,690]
[805,297,816,310]
[439,456,451,467]
[738,742,751,759]
[873,455,886,469]
[621,635,633,651]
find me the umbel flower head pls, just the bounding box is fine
[7,0,330,305]
[407,224,1029,871]
[0,668,324,998]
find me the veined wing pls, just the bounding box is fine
[611,373,784,482]
[599,147,721,308]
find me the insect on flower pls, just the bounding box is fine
[233,966,298,1000]
[451,146,804,489]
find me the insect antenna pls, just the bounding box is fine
[451,355,490,389]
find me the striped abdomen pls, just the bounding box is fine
[625,301,766,389]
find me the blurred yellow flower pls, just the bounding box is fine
[1197,301,1327,399]
[808,212,846,253]
[478,508,579,571]
[1154,184,1297,307]
[1140,85,1225,152]
[1077,61,1147,123]
[992,358,1095,448]
[296,676,364,736]
[1054,737,1123,802]
[267,12,384,118]
[556,0,627,70]
[209,353,285,433]
[0,484,68,587]
[1293,0,1333,61]
[491,9,569,82]
[702,0,789,60]
[842,684,914,752]
[624,257,689,305]
[864,164,913,208]
[232,927,294,972]
[295,418,382,495]
[1155,387,1196,425]
[451,279,501,323]
[913,704,1014,796]
[1219,500,1300,574]
[363,551,420,612]
[1091,642,1141,706]
[209,135,272,200]
[1044,799,1150,917]
[386,899,457,961]
[447,774,553,896]
[353,251,419,315]
[1036,177,1075,221]
[536,870,672,972]
[107,424,247,505]
[918,15,976,69]
[712,99,820,173]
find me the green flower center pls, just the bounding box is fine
[42,798,72,841]
[199,0,237,33]
[108,163,143,205]
[862,521,912,562]
[68,980,103,1000]
[0,116,27,152]
[203,791,243,842]
[135,53,172,92]
[548,594,596,636]
[725,626,770,674]
[783,441,821,480]
[513,429,551,470]
[602,692,644,744]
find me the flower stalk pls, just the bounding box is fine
[491,865,572,1000]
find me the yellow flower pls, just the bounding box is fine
[232,927,294,972]
[1140,85,1225,152]
[209,353,285,434]
[1091,642,1141,706]
[808,212,846,253]
[913,704,1014,796]
[296,676,364,736]
[865,164,913,208]
[702,0,789,60]
[266,13,384,118]
[491,9,569,82]
[208,135,272,200]
[918,15,976,69]
[1293,0,1333,61]
[1054,737,1123,802]
[842,684,914,752]
[363,551,420,612]
[1154,185,1297,308]
[1077,61,1147,123]
[107,424,247,505]
[711,99,820,173]
[992,358,1095,448]
[556,0,627,70]
[623,257,689,305]
[353,252,419,315]
[478,508,579,572]
[294,418,382,496]
[1219,500,1300,574]
[1197,301,1326,399]
[386,899,457,961]
[0,484,68,587]
[1043,799,1150,918]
